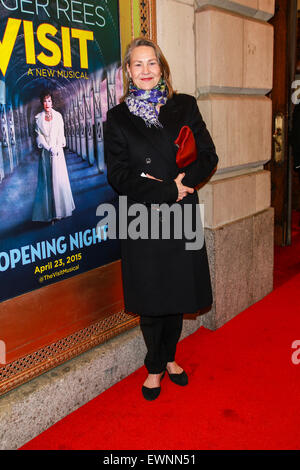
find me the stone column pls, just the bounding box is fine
[6,102,18,168]
[64,108,70,149]
[84,83,95,166]
[12,102,22,164]
[156,0,275,329]
[107,66,117,110]
[93,85,105,172]
[74,98,82,158]
[0,80,13,176]
[0,139,3,182]
[78,92,88,162]
[70,107,76,153]
[22,103,32,154]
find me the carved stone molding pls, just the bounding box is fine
[0,312,139,397]
[139,0,157,41]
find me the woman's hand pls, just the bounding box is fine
[50,146,59,157]
[174,173,194,201]
[145,173,193,202]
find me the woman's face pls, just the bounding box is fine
[127,46,162,91]
[43,96,52,113]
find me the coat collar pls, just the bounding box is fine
[35,109,59,137]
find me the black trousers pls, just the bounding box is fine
[140,314,183,374]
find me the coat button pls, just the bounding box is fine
[145,157,151,164]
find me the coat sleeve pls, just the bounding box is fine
[291,104,300,170]
[180,97,218,188]
[35,116,50,152]
[57,112,66,148]
[104,110,179,204]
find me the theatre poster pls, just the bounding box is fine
[0,0,123,302]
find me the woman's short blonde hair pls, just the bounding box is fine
[120,37,174,102]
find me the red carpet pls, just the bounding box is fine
[274,210,300,288]
[21,213,300,450]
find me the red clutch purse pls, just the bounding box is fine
[174,126,197,168]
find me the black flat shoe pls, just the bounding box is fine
[167,369,188,386]
[142,371,165,401]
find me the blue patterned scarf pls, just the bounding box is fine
[125,78,168,128]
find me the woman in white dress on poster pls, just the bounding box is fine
[32,90,75,222]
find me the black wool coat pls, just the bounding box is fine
[104,93,219,316]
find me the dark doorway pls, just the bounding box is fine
[267,0,298,246]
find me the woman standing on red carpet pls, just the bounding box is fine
[104,38,218,400]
